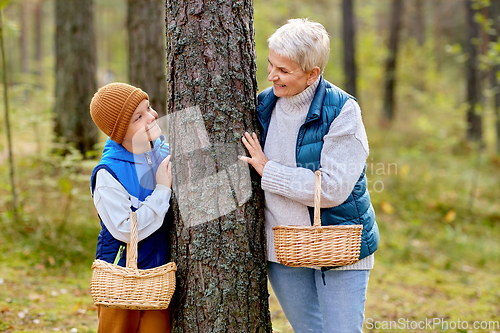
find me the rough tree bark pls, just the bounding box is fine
[127,0,166,117]
[165,1,272,332]
[465,0,483,143]
[54,0,97,155]
[382,0,404,124]
[342,0,357,97]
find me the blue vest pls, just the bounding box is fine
[256,76,379,260]
[90,135,171,269]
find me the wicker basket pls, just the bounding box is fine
[273,170,363,267]
[90,212,176,310]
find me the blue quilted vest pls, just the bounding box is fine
[90,135,171,269]
[256,76,379,260]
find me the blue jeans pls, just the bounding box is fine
[268,262,370,333]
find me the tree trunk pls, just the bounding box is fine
[54,0,97,156]
[342,0,357,97]
[412,0,425,46]
[465,0,483,143]
[19,1,28,74]
[0,9,18,217]
[491,0,500,153]
[34,0,43,78]
[127,0,166,117]
[382,0,404,124]
[433,1,443,71]
[165,1,272,332]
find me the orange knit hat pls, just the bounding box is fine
[90,82,149,144]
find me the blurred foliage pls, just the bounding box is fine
[0,0,498,332]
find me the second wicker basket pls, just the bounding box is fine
[273,170,362,267]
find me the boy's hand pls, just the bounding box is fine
[156,155,172,188]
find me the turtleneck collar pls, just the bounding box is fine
[276,78,320,114]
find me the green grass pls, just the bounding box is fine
[0,263,97,333]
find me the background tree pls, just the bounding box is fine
[410,0,425,46]
[54,0,97,155]
[1,3,18,217]
[382,0,404,124]
[165,0,272,331]
[342,0,357,97]
[490,0,500,153]
[19,1,27,75]
[433,1,444,71]
[465,0,483,143]
[34,0,44,78]
[127,0,166,117]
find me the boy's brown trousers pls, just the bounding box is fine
[97,306,172,333]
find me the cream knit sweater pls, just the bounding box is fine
[261,79,374,270]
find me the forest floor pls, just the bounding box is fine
[0,251,498,332]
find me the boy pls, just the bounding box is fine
[89,82,172,333]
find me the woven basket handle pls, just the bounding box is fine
[314,170,321,227]
[126,211,139,269]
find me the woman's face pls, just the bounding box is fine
[267,49,313,97]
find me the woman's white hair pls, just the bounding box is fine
[268,18,330,74]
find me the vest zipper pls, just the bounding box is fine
[144,152,156,184]
[144,151,158,267]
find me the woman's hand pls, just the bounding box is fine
[239,132,269,176]
[156,155,172,188]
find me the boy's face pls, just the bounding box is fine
[122,99,161,152]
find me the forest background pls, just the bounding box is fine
[0,0,499,332]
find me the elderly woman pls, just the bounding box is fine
[239,19,379,332]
